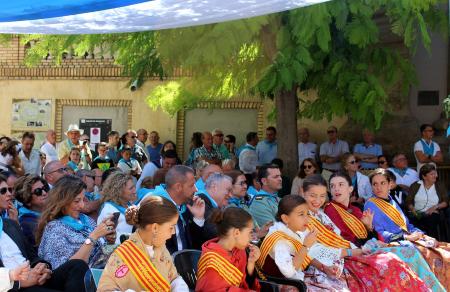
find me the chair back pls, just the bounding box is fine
[172,249,202,289]
[84,268,104,292]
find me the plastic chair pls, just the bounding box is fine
[172,249,201,290]
[84,268,104,292]
[264,275,307,292]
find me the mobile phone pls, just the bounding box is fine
[111,212,120,226]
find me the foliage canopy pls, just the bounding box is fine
[6,0,448,130]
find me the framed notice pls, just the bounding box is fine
[11,98,52,130]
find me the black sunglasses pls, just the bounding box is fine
[0,187,12,195]
[48,167,68,174]
[378,160,387,164]
[32,187,49,196]
[302,164,314,169]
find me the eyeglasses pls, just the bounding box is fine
[214,134,224,137]
[0,187,12,195]
[235,181,247,186]
[130,136,137,139]
[32,187,49,196]
[48,167,68,174]
[378,160,387,164]
[327,130,336,134]
[303,164,314,169]
[348,160,357,165]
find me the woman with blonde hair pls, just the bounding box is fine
[37,175,116,269]
[98,171,137,244]
[98,196,189,291]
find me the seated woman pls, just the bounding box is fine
[291,158,319,196]
[226,170,251,210]
[98,196,189,292]
[37,175,116,269]
[98,172,136,244]
[406,163,448,240]
[196,207,261,292]
[117,146,142,181]
[341,153,372,205]
[67,147,84,173]
[325,172,444,291]
[301,174,428,291]
[365,168,450,290]
[15,174,49,247]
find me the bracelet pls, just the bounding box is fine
[346,249,352,257]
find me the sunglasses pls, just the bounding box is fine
[327,131,336,134]
[32,187,49,196]
[0,187,12,195]
[348,160,357,164]
[214,134,224,137]
[378,160,387,164]
[130,136,137,139]
[303,164,314,169]
[235,181,247,186]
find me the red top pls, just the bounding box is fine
[323,201,364,244]
[195,238,260,292]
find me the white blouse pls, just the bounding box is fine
[414,180,439,212]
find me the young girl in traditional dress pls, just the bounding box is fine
[195,207,261,292]
[325,171,444,291]
[97,196,189,291]
[259,176,429,292]
[366,168,450,290]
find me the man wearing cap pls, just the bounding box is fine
[57,124,92,166]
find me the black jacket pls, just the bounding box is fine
[0,218,51,269]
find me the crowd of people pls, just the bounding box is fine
[0,122,448,291]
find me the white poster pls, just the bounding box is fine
[90,127,101,144]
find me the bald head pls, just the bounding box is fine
[201,164,223,181]
[46,129,56,145]
[43,161,68,184]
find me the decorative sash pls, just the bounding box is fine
[308,216,351,248]
[329,202,368,239]
[256,231,312,271]
[115,240,170,292]
[197,251,244,287]
[368,198,408,232]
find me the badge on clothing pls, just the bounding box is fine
[115,264,129,278]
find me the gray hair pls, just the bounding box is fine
[166,165,195,189]
[222,159,236,169]
[195,160,209,171]
[205,173,232,189]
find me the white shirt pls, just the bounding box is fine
[298,142,317,165]
[413,139,441,172]
[355,172,373,200]
[414,181,439,212]
[19,150,41,175]
[0,154,13,172]
[0,231,26,269]
[388,167,419,187]
[97,203,133,245]
[40,141,58,163]
[136,162,158,190]
[0,267,13,292]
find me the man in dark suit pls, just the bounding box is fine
[0,201,88,291]
[146,165,206,254]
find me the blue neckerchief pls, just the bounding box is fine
[67,160,79,171]
[241,144,256,151]
[85,191,101,201]
[249,189,279,206]
[228,197,243,207]
[1,210,7,219]
[66,139,76,149]
[94,155,111,162]
[152,185,187,225]
[59,214,94,233]
[247,186,258,197]
[0,216,2,239]
[420,139,434,156]
[351,175,357,188]
[263,140,277,149]
[195,178,205,191]
[392,167,407,177]
[18,206,41,219]
[101,201,127,215]
[198,190,218,209]
[135,188,154,205]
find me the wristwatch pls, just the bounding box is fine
[84,237,98,246]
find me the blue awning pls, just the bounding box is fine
[0,0,330,34]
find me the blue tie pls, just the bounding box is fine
[177,216,188,250]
